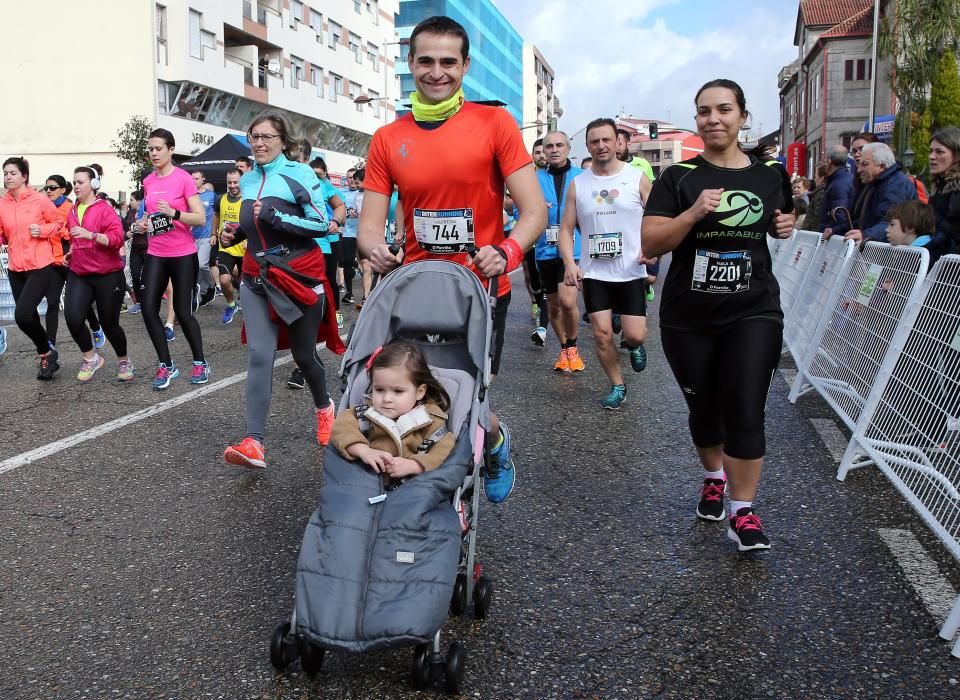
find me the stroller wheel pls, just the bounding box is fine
[410,643,433,689]
[450,573,467,616]
[300,639,326,674]
[444,641,466,694]
[269,621,299,671]
[473,576,493,620]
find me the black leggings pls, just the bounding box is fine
[8,266,55,354]
[64,271,127,356]
[661,317,783,460]
[326,241,340,310]
[47,265,100,346]
[141,253,205,366]
[129,247,147,304]
[341,238,357,297]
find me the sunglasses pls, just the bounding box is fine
[43,185,62,191]
[851,147,863,155]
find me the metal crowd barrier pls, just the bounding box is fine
[776,229,824,325]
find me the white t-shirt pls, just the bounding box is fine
[574,163,646,282]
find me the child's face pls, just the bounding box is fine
[370,365,427,419]
[886,218,913,246]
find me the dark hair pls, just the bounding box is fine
[533,138,543,148]
[852,132,879,145]
[298,138,313,162]
[74,164,102,190]
[792,196,808,216]
[409,16,470,61]
[148,128,175,148]
[130,189,144,202]
[46,174,72,196]
[236,156,253,167]
[3,156,29,181]
[694,78,772,160]
[584,117,618,142]
[191,169,205,180]
[887,200,936,235]
[310,156,328,173]
[249,111,300,159]
[616,128,631,140]
[353,168,366,182]
[226,167,242,178]
[815,163,830,179]
[368,341,450,412]
[580,156,593,167]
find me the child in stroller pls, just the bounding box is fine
[331,340,456,483]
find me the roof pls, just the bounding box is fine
[799,0,872,27]
[820,4,873,37]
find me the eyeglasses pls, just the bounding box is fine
[248,133,281,143]
[43,185,61,191]
[851,147,863,155]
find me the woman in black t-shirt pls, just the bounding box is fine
[642,78,795,553]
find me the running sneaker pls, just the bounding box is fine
[602,384,626,410]
[629,344,648,372]
[0,326,6,356]
[198,287,216,308]
[215,286,223,298]
[152,362,179,390]
[553,348,570,372]
[727,508,771,552]
[117,359,134,383]
[612,313,622,335]
[696,478,727,521]
[530,302,539,321]
[316,399,336,446]
[164,325,176,342]
[356,297,366,310]
[531,326,546,346]
[221,304,238,324]
[646,286,656,303]
[92,328,106,350]
[77,354,104,383]
[127,303,141,314]
[287,367,305,390]
[483,422,516,504]
[567,347,585,372]
[336,311,344,330]
[37,347,60,380]
[223,437,266,470]
[190,361,211,385]
[341,293,355,305]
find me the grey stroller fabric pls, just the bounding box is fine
[295,429,471,653]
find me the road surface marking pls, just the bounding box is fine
[810,418,848,463]
[878,528,958,625]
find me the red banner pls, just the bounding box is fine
[786,143,807,177]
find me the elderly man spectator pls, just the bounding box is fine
[829,142,917,243]
[820,145,855,234]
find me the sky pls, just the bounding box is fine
[495,0,800,139]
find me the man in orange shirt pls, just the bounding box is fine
[359,15,546,503]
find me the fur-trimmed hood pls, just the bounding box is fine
[934,165,960,195]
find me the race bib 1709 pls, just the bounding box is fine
[692,249,752,293]
[589,231,622,259]
[413,208,475,254]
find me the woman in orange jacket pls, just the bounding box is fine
[43,173,103,350]
[0,157,63,379]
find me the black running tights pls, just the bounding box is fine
[47,265,100,346]
[140,253,204,366]
[9,266,55,354]
[660,317,783,460]
[64,271,127,356]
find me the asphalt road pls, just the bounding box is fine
[2,268,960,699]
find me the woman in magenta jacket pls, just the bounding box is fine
[63,165,133,383]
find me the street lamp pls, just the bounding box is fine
[903,147,916,171]
[353,38,409,123]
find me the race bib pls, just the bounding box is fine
[545,225,559,245]
[692,249,752,293]
[147,212,175,236]
[589,231,622,259]
[413,208,474,254]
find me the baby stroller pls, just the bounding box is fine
[270,260,498,693]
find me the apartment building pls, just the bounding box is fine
[521,44,562,150]
[3,0,400,195]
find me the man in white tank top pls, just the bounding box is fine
[558,118,654,410]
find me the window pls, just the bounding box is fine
[349,33,362,63]
[309,9,322,33]
[844,58,872,81]
[368,90,380,117]
[331,73,343,102]
[350,82,362,110]
[328,21,341,49]
[291,55,304,88]
[157,81,179,114]
[354,0,362,12]
[368,42,379,72]
[156,4,167,65]
[189,9,202,59]
[311,66,323,97]
[368,0,379,24]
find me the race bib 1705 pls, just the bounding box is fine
[413,208,475,254]
[692,249,752,293]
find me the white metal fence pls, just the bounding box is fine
[775,234,960,655]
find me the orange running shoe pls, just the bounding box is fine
[567,346,586,372]
[553,348,570,372]
[316,399,336,446]
[223,437,266,469]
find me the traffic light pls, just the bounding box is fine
[649,122,659,139]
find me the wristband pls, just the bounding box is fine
[497,237,524,273]
[173,209,181,221]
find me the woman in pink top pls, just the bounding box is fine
[0,156,62,379]
[63,165,133,383]
[130,128,209,390]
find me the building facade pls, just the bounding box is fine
[3,0,400,197]
[521,44,562,149]
[395,0,524,123]
[778,0,895,177]
[568,118,705,175]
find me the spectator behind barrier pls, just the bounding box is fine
[928,126,960,256]
[886,200,941,267]
[803,163,829,232]
[829,142,917,243]
[820,144,854,233]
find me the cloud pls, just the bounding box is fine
[500,0,797,140]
